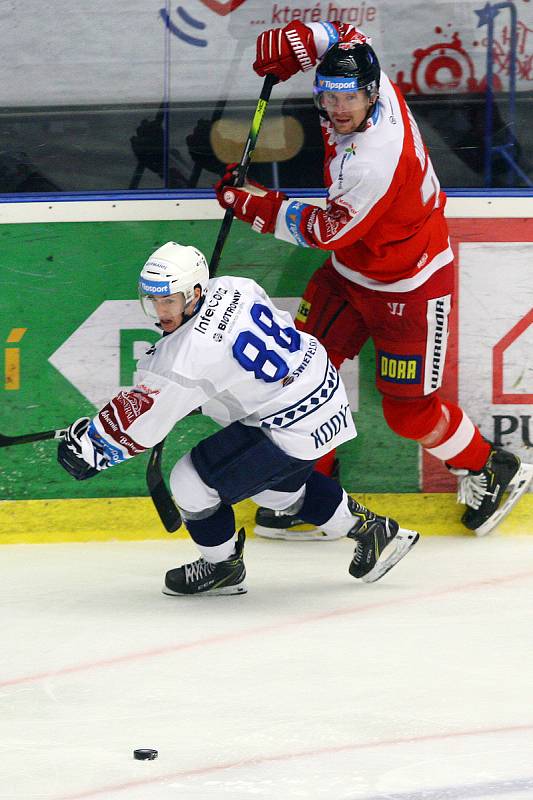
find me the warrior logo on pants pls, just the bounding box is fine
[424,295,451,394]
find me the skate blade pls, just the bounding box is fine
[254,524,342,541]
[362,528,420,583]
[162,582,248,596]
[474,462,533,536]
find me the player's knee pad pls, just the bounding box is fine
[381,394,445,441]
[170,453,221,519]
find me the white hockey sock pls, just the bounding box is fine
[197,534,237,564]
[251,484,306,512]
[319,490,356,539]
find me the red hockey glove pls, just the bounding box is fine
[215,168,287,234]
[253,21,317,82]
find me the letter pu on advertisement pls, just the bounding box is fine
[493,415,533,448]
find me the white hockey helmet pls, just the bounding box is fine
[138,241,209,318]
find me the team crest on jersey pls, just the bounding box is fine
[336,196,357,216]
[378,351,422,384]
[320,202,350,241]
[111,389,156,429]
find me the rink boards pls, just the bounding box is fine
[1,494,532,544]
[0,195,532,540]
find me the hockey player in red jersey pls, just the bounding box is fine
[215,20,532,538]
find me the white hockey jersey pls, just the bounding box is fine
[88,275,356,466]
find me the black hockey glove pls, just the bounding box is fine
[57,417,109,481]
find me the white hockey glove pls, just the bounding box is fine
[57,417,109,481]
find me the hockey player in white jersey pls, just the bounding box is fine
[57,241,419,595]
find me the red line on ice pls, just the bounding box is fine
[54,723,533,799]
[2,569,532,690]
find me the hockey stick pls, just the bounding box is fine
[0,428,67,447]
[209,73,278,276]
[145,436,182,531]
[147,73,279,532]
[2,77,278,532]
[0,422,182,532]
[0,421,183,531]
[0,422,184,532]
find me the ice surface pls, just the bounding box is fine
[1,534,532,799]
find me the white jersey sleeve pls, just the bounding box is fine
[86,275,356,467]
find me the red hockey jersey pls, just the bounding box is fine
[274,26,453,291]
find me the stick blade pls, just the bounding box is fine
[146,440,182,533]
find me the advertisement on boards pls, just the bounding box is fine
[1,209,531,501]
[1,0,531,105]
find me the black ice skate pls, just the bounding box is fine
[346,497,419,583]
[163,529,247,596]
[449,447,533,536]
[254,506,330,541]
[254,459,341,541]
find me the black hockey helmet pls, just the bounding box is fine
[313,41,381,112]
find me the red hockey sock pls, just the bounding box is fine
[445,427,491,471]
[383,395,491,471]
[426,400,491,470]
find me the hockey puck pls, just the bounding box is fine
[133,748,158,760]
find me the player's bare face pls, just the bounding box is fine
[149,292,188,333]
[322,90,372,134]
